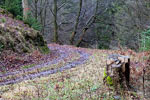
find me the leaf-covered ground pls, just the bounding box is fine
[0,44,150,100]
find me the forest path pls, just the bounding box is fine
[0,44,91,86]
[0,44,149,100]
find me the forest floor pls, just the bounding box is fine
[0,44,150,100]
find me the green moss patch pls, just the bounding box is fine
[103,68,113,86]
[39,46,50,54]
[0,17,6,23]
[22,64,35,69]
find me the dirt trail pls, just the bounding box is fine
[0,44,150,100]
[0,44,90,86]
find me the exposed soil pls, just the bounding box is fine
[0,50,59,72]
[0,44,90,85]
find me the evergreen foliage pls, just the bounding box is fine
[0,0,42,31]
[0,0,23,17]
[140,29,150,51]
[23,13,42,31]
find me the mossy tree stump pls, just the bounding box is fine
[104,54,130,90]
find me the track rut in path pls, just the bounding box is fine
[0,44,90,86]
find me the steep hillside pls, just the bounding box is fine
[0,8,49,53]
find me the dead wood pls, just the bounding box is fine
[105,54,130,89]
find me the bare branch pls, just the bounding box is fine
[76,0,99,47]
[58,3,66,11]
[49,6,54,16]
[70,0,83,44]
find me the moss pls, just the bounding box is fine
[103,68,113,86]
[0,36,6,45]
[22,64,35,69]
[106,76,113,86]
[39,45,50,54]
[103,68,107,79]
[22,46,30,53]
[0,17,6,23]
[0,8,13,18]
[0,12,48,53]
[9,42,15,50]
[0,42,4,51]
[25,30,37,40]
[34,33,45,46]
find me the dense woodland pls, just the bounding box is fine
[1,0,150,50]
[0,0,150,100]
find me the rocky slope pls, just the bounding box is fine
[0,8,49,53]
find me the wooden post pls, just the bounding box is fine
[105,54,130,89]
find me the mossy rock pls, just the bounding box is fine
[0,10,50,54]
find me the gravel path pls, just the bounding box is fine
[0,44,90,86]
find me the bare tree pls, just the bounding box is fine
[76,0,99,47]
[27,0,49,34]
[34,0,38,19]
[70,0,83,45]
[53,0,58,42]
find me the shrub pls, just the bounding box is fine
[0,0,23,17]
[16,15,23,20]
[0,0,42,31]
[23,16,42,31]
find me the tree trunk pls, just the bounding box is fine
[76,27,88,47]
[34,0,38,19]
[53,0,58,43]
[70,0,83,45]
[76,15,95,47]
[76,0,98,47]
[22,0,29,20]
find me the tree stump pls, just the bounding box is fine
[104,54,130,89]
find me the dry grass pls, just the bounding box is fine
[0,47,148,100]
